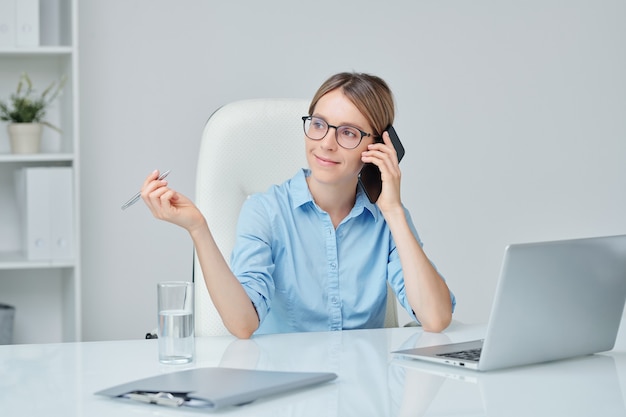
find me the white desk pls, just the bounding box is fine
[1,322,625,416]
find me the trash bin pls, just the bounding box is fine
[0,303,15,345]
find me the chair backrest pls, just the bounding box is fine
[193,99,398,336]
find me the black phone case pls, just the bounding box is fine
[358,126,405,203]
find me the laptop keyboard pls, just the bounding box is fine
[437,348,482,362]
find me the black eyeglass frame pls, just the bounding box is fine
[301,116,376,149]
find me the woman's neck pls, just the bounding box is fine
[307,177,357,228]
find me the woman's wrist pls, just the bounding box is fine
[187,216,209,240]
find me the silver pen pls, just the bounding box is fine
[121,170,170,210]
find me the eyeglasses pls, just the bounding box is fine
[302,116,374,149]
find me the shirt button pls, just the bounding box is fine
[330,262,336,270]
[331,297,338,304]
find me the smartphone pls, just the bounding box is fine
[358,126,405,203]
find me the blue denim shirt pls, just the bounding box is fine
[230,169,455,334]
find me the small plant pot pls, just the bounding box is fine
[7,123,42,154]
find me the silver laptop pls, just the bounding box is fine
[394,234,626,371]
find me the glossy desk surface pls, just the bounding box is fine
[1,322,625,416]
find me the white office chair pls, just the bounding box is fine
[193,98,399,336]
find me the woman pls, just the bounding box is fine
[141,72,455,338]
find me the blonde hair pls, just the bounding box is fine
[308,72,395,138]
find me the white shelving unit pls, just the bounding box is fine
[0,0,80,343]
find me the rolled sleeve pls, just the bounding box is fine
[230,195,276,325]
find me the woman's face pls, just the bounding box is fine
[305,89,375,191]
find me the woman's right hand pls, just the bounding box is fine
[140,170,206,232]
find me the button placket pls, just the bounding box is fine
[325,221,341,330]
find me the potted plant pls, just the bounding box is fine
[0,72,66,154]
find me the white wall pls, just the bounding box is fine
[79,0,626,341]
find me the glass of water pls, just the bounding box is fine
[157,281,194,364]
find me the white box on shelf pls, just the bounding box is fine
[15,0,38,47]
[0,0,16,47]
[15,167,74,261]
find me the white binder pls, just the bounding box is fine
[15,168,50,260]
[0,0,16,47]
[15,167,74,260]
[15,0,38,47]
[48,168,74,259]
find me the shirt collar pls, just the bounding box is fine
[291,169,313,208]
[355,183,380,222]
[291,169,380,222]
